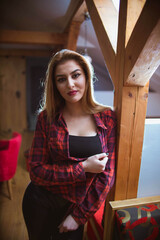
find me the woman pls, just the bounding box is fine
[22,49,116,240]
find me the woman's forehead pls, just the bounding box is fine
[55,60,83,75]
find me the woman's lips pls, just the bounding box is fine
[68,90,78,96]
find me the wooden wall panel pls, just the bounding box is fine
[0,56,27,133]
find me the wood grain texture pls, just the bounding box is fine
[124,0,160,85]
[0,56,27,132]
[0,30,67,45]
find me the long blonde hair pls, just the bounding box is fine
[40,49,109,120]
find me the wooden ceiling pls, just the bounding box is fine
[0,0,159,93]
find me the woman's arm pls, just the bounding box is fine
[29,113,86,186]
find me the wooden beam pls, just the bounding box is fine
[114,84,149,200]
[126,84,149,198]
[125,19,160,86]
[112,0,150,201]
[125,0,146,46]
[0,30,67,45]
[0,49,53,57]
[85,0,117,84]
[65,1,87,51]
[113,0,150,201]
[65,21,82,51]
[63,0,84,31]
[86,0,118,52]
[104,3,128,239]
[73,1,87,22]
[124,0,160,85]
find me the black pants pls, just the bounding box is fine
[22,182,84,240]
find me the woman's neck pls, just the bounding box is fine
[63,102,85,117]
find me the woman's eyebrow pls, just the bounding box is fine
[56,69,81,78]
[71,69,81,74]
[55,74,65,78]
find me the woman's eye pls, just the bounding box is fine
[72,73,80,79]
[57,77,66,83]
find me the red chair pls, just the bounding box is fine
[0,132,22,199]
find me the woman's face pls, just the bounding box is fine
[55,60,86,105]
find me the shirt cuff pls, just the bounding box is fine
[71,204,89,225]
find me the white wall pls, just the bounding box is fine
[147,93,160,117]
[138,119,160,197]
[94,91,114,108]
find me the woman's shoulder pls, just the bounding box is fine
[99,107,116,119]
[96,107,117,129]
[37,109,48,123]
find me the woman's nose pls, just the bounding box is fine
[67,77,74,88]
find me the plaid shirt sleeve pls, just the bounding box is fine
[29,112,86,186]
[71,110,116,224]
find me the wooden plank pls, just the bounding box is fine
[110,195,160,210]
[124,0,160,84]
[85,0,116,84]
[0,30,67,45]
[125,19,160,86]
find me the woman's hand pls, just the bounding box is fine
[82,153,108,173]
[58,214,79,233]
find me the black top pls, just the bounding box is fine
[69,134,102,158]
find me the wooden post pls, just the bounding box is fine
[85,0,160,238]
[85,0,160,201]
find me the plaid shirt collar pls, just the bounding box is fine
[56,111,107,130]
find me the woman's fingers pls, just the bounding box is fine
[96,152,107,160]
[58,215,79,233]
[82,153,109,173]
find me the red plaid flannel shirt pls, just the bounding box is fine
[28,109,116,224]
